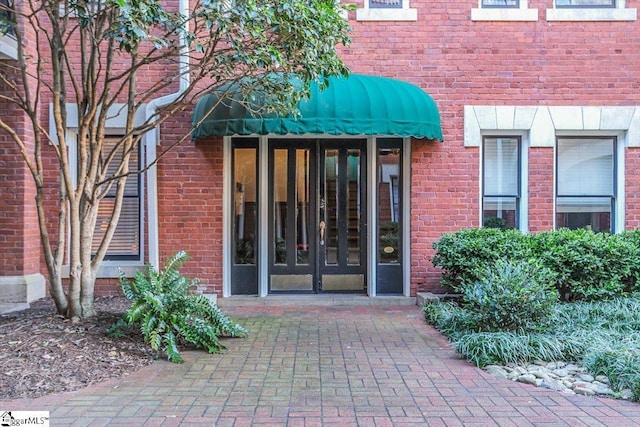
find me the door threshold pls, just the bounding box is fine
[217,294,417,307]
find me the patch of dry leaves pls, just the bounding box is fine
[0,296,155,401]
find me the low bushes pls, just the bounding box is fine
[429,228,640,400]
[461,260,558,332]
[108,251,247,363]
[432,228,640,301]
[424,296,640,400]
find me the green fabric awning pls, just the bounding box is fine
[192,74,443,140]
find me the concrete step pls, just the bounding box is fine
[216,295,416,308]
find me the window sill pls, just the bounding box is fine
[471,8,538,22]
[546,8,637,21]
[0,34,18,60]
[356,8,417,21]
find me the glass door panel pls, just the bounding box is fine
[347,149,361,266]
[319,141,366,292]
[231,139,259,295]
[377,139,403,294]
[324,149,339,265]
[269,142,316,292]
[296,149,311,265]
[273,149,288,265]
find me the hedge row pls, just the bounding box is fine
[432,228,640,301]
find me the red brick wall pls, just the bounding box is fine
[626,148,640,230]
[338,0,640,292]
[6,0,640,296]
[0,14,42,279]
[156,116,225,295]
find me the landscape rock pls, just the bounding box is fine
[483,361,619,399]
[574,387,596,396]
[516,374,539,386]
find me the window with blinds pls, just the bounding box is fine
[556,0,615,7]
[482,0,519,7]
[370,0,402,9]
[482,137,520,230]
[91,136,141,260]
[556,137,615,233]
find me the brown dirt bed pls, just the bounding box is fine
[0,296,154,400]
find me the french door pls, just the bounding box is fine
[268,139,367,293]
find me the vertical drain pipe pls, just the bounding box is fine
[144,0,190,269]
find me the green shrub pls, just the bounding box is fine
[533,229,639,301]
[431,228,533,292]
[423,300,480,337]
[425,296,640,400]
[109,251,247,363]
[432,227,640,301]
[619,230,640,294]
[462,260,558,332]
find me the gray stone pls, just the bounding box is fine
[533,371,550,381]
[482,361,617,400]
[574,387,596,396]
[595,386,615,396]
[553,368,569,377]
[578,374,595,382]
[485,365,509,379]
[620,389,634,400]
[546,361,566,369]
[573,381,593,389]
[517,374,540,386]
[565,364,585,374]
[514,366,527,375]
[540,379,569,392]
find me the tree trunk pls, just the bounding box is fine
[48,270,67,316]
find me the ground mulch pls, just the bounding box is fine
[0,296,154,400]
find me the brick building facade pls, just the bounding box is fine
[2,0,640,308]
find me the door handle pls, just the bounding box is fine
[319,221,326,245]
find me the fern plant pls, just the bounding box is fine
[110,251,247,363]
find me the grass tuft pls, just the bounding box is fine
[424,297,640,400]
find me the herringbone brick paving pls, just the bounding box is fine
[2,305,640,426]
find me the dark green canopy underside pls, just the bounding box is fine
[192,74,443,140]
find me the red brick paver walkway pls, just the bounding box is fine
[2,305,640,426]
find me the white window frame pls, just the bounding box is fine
[465,105,638,233]
[553,132,624,232]
[52,103,147,278]
[472,0,538,21]
[547,0,636,21]
[356,0,417,21]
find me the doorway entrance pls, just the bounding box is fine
[269,139,367,293]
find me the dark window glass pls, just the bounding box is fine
[233,147,258,265]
